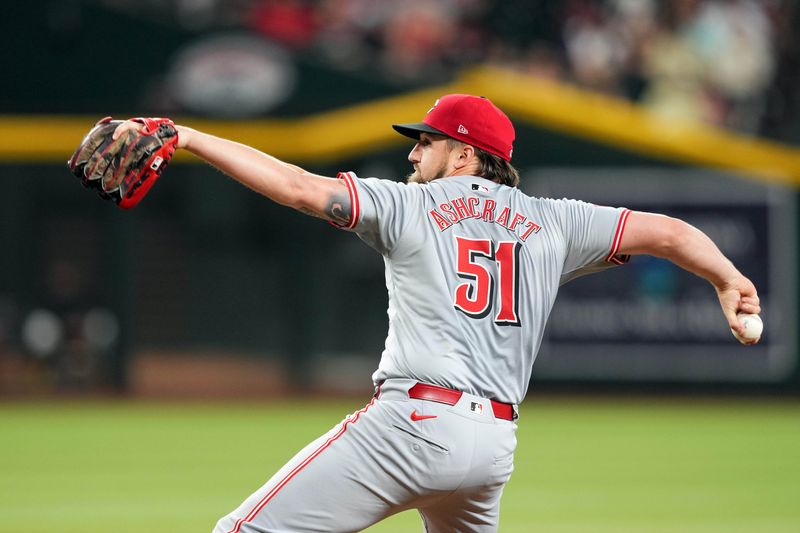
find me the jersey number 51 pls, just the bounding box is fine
[453,237,521,327]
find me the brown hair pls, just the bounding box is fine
[447,138,520,188]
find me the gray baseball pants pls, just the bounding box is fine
[212,378,518,533]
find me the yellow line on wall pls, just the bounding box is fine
[2,66,800,186]
[464,66,800,187]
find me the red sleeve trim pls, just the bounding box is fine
[330,171,360,229]
[605,208,631,264]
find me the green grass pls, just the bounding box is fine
[0,397,798,533]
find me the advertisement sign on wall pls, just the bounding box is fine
[528,168,796,382]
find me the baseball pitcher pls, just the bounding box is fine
[71,94,761,532]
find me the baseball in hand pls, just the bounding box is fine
[732,313,763,342]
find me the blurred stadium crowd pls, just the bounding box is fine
[97,0,799,139]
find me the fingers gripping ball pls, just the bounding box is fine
[732,313,763,342]
[67,116,178,209]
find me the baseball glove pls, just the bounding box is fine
[67,117,178,209]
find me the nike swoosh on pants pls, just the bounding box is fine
[410,410,438,421]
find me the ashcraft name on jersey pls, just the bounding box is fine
[428,194,542,241]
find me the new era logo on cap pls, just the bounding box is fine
[392,94,516,161]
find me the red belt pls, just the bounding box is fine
[407,382,516,421]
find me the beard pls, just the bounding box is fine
[406,162,448,184]
[406,170,425,184]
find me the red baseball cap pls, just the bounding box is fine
[393,94,515,161]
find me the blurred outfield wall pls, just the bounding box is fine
[1,105,799,394]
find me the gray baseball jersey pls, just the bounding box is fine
[337,172,630,405]
[214,172,630,533]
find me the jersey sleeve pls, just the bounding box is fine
[333,171,419,255]
[547,198,631,285]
